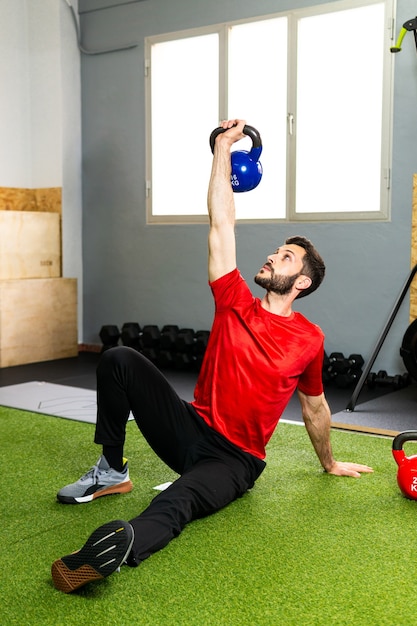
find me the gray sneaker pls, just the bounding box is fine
[57,455,133,504]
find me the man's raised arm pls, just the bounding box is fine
[207,119,246,283]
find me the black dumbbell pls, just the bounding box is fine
[334,369,362,388]
[142,325,160,348]
[400,373,412,388]
[195,330,210,355]
[348,354,364,370]
[121,322,142,351]
[174,352,196,370]
[160,325,179,350]
[175,329,195,353]
[367,370,385,389]
[157,349,175,369]
[99,325,120,352]
[333,353,364,387]
[367,370,411,390]
[322,352,331,384]
[327,353,350,380]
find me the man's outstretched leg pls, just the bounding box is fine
[52,451,262,592]
[51,520,134,593]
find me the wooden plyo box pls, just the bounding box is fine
[0,211,61,279]
[0,278,77,367]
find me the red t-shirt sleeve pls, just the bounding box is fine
[297,342,324,396]
[210,268,251,310]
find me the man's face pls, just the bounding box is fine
[254,244,306,295]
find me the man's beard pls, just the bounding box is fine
[254,266,301,295]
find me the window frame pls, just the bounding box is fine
[145,0,395,225]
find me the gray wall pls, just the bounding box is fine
[79,0,417,375]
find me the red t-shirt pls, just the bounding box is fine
[191,268,324,459]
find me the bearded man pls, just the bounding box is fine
[51,119,372,594]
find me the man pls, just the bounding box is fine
[51,119,373,593]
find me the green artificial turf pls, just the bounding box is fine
[1,405,417,625]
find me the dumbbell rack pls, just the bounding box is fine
[345,263,417,411]
[99,324,210,372]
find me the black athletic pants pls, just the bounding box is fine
[94,346,266,564]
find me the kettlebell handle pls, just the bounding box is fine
[209,124,262,154]
[392,431,417,451]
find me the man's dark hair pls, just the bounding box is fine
[285,235,326,299]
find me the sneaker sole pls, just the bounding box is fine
[57,479,133,505]
[51,520,134,593]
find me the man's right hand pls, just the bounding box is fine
[213,119,246,150]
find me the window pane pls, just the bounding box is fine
[228,18,288,220]
[151,34,218,216]
[295,3,385,214]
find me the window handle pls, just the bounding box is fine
[287,113,294,136]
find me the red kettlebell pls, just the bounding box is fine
[392,431,417,499]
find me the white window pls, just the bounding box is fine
[148,31,219,219]
[145,0,394,223]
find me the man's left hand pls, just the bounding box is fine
[325,461,374,478]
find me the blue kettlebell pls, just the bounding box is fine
[209,124,263,193]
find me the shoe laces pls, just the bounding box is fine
[81,463,106,484]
